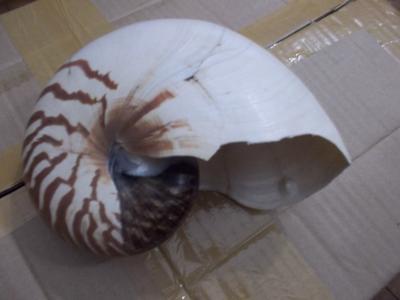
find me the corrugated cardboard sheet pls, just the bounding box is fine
[0,0,400,299]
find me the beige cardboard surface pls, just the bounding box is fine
[0,31,39,188]
[0,187,36,240]
[271,0,400,65]
[0,233,48,300]
[0,63,38,153]
[278,31,400,299]
[187,226,333,300]
[292,30,400,159]
[0,217,187,300]
[240,0,348,46]
[279,129,400,300]
[0,23,20,71]
[0,207,332,300]
[0,0,112,85]
[92,0,286,31]
[160,192,274,285]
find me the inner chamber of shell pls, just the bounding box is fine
[22,19,350,256]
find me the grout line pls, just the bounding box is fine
[192,220,277,284]
[158,246,196,300]
[386,287,400,300]
[267,0,356,48]
[0,180,24,199]
[353,126,400,161]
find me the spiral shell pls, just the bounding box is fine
[22,19,349,256]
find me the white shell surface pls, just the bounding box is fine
[22,19,350,254]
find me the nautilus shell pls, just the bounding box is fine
[22,19,350,256]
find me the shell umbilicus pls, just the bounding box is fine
[22,19,350,256]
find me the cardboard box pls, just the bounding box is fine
[0,0,399,299]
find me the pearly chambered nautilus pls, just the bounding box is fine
[22,19,350,256]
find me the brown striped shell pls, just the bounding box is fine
[23,59,199,255]
[22,19,350,256]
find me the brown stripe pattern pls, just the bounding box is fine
[22,59,126,255]
[58,59,118,90]
[22,58,197,255]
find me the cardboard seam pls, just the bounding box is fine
[353,125,400,161]
[268,0,355,48]
[0,181,24,199]
[157,246,194,300]
[386,288,400,300]
[187,221,277,286]
[105,0,164,23]
[3,217,52,300]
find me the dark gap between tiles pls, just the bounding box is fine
[0,0,36,15]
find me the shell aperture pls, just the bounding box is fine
[109,149,198,254]
[22,19,350,256]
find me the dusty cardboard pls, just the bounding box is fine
[271,0,400,65]
[0,217,186,300]
[92,0,287,30]
[0,187,36,240]
[278,31,400,299]
[0,0,112,86]
[160,192,275,284]
[1,0,400,299]
[291,30,400,159]
[187,226,333,300]
[279,128,400,300]
[0,202,332,300]
[240,0,349,47]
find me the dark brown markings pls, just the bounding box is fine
[120,90,175,134]
[98,201,124,254]
[23,134,62,167]
[86,213,104,254]
[83,169,110,254]
[39,83,101,105]
[114,91,191,155]
[99,95,108,129]
[83,90,178,180]
[58,59,118,90]
[72,170,101,249]
[25,152,63,187]
[134,120,190,142]
[24,111,89,149]
[25,152,68,208]
[42,154,83,241]
[102,227,124,255]
[72,198,93,249]
[71,169,121,254]
[53,189,75,243]
[114,213,121,222]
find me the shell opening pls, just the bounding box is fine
[109,143,173,177]
[108,144,199,254]
[198,135,349,210]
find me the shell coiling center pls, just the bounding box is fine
[23,58,199,255]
